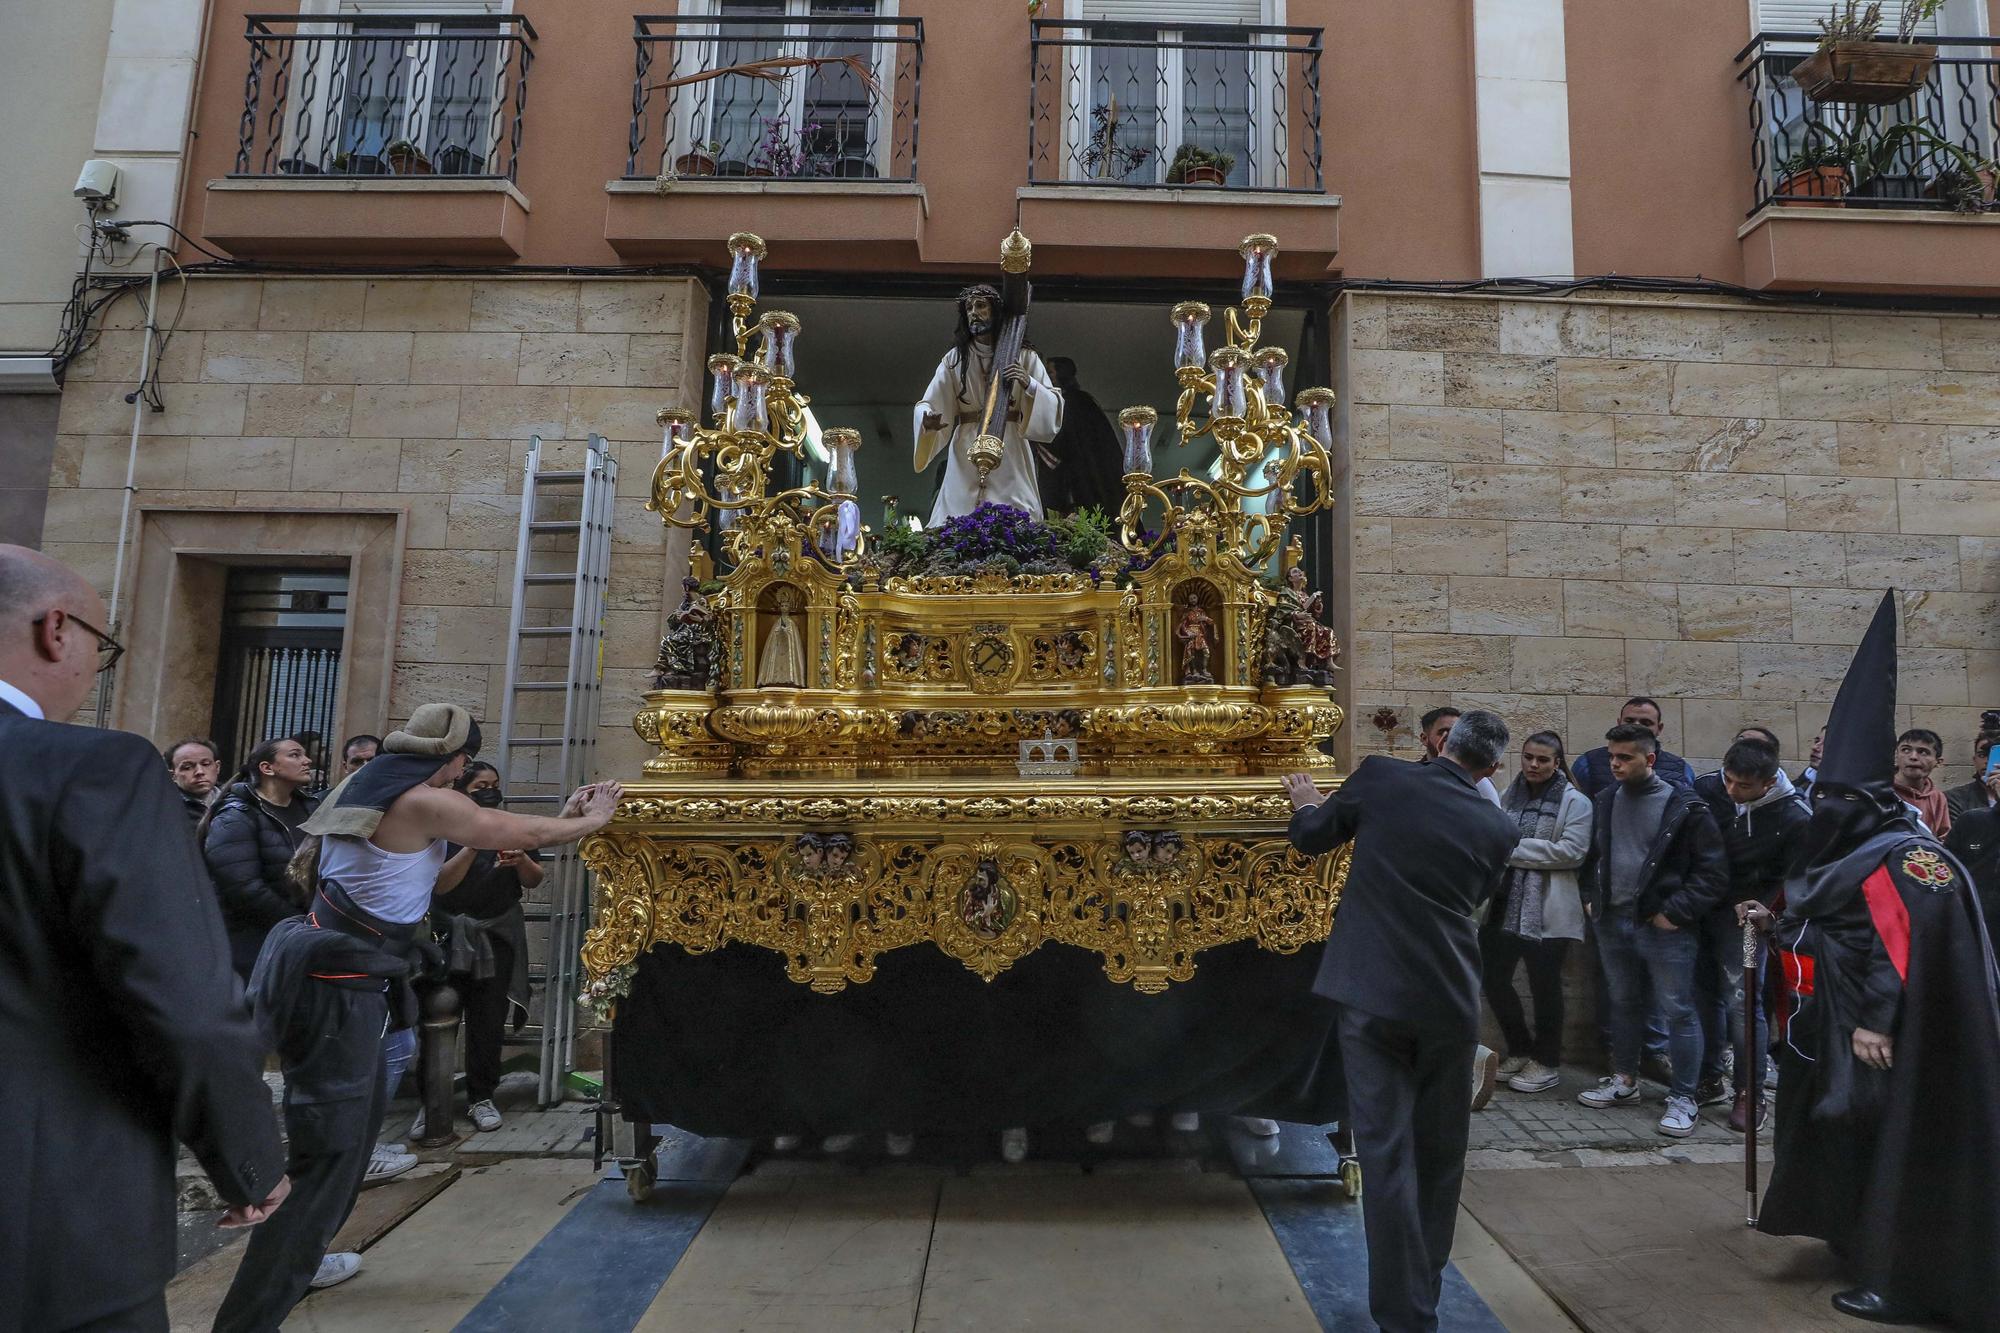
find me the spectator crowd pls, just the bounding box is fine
[1433,696,2000,1142]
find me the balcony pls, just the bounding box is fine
[1736,33,2000,294]
[204,13,536,260]
[1021,19,1338,279]
[604,13,925,264]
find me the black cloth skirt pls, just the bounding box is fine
[611,938,1346,1135]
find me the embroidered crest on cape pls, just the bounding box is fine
[1899,846,1955,889]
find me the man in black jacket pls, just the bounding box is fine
[1692,737,1809,1130]
[1285,710,1519,1333]
[1579,723,1729,1138]
[1943,767,2000,939]
[0,545,288,1332]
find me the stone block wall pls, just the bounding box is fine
[1343,292,2000,790]
[45,274,708,779]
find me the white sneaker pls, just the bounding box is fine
[1764,1061,1778,1091]
[1238,1117,1281,1137]
[999,1127,1029,1163]
[885,1132,915,1157]
[1507,1061,1561,1093]
[1497,1055,1531,1079]
[364,1142,416,1185]
[1578,1075,1641,1108]
[469,1099,502,1132]
[1471,1046,1500,1111]
[1658,1094,1698,1138]
[309,1253,361,1290]
[821,1133,859,1154]
[771,1134,803,1152]
[406,1109,426,1141]
[1084,1120,1116,1145]
[1169,1111,1201,1133]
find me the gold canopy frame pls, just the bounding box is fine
[579,228,1349,1011]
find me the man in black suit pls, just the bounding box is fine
[1284,710,1521,1333]
[0,545,288,1333]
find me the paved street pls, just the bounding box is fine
[165,1062,1814,1332]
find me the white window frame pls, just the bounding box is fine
[671,0,894,179]
[290,0,513,171]
[1060,1,1288,189]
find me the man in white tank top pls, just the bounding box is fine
[217,703,620,1332]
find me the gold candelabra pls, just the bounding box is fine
[647,231,864,565]
[1116,234,1335,569]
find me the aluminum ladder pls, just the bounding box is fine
[497,433,617,1107]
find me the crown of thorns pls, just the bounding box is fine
[958,283,1000,307]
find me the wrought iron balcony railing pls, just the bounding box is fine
[233,13,535,180]
[1738,33,2000,214]
[1030,20,1323,193]
[625,14,922,183]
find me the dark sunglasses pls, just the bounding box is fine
[33,610,125,674]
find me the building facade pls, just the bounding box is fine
[16,1,2000,792]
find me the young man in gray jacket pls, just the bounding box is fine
[1578,724,1729,1137]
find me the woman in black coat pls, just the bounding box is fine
[200,736,319,978]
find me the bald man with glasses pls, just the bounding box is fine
[0,544,286,1332]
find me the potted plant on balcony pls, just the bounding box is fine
[1167,143,1235,186]
[385,139,433,176]
[1774,138,1851,205]
[1792,0,1941,106]
[675,140,722,176]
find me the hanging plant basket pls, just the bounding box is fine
[1792,40,1938,105]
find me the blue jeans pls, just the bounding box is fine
[1694,908,1767,1094]
[1595,911,1702,1100]
[382,1026,417,1102]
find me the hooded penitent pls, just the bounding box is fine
[302,703,482,840]
[1757,590,2000,1328]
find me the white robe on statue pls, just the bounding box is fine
[913,342,1063,524]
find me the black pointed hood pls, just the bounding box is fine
[1816,590,1897,798]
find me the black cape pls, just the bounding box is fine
[1760,831,2000,1327]
[1037,384,1125,517]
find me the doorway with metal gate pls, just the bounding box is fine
[210,566,351,782]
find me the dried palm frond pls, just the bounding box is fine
[650,54,880,96]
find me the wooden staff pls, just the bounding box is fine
[1743,917,1761,1227]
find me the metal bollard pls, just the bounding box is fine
[415,979,462,1148]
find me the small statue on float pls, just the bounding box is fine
[1262,559,1340,687]
[653,577,719,690]
[757,586,807,688]
[1175,589,1217,685]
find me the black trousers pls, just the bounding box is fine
[1478,920,1567,1068]
[213,994,389,1333]
[459,935,514,1105]
[63,1298,168,1332]
[1338,1005,1475,1333]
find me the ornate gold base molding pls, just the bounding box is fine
[580,777,1349,996]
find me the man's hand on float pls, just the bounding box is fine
[559,784,596,818]
[1281,772,1323,812]
[921,411,945,433]
[1853,1027,1894,1070]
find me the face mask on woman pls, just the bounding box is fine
[469,787,505,809]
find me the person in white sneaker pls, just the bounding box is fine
[433,762,540,1136]
[1578,724,1728,1140]
[214,705,620,1332]
[309,1252,362,1290]
[1483,732,1592,1096]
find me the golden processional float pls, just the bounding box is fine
[581,229,1353,1181]
[581,227,1348,1002]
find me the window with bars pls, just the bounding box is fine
[211,568,350,781]
[703,0,883,177]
